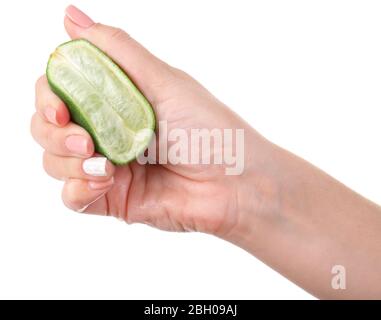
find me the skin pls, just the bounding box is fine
[31,6,381,299]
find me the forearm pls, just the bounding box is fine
[226,138,381,299]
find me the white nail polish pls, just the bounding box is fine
[77,204,89,213]
[76,192,107,213]
[82,157,107,176]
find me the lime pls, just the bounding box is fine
[46,39,155,165]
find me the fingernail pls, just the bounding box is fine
[77,204,89,213]
[65,5,94,29]
[77,192,107,213]
[44,107,58,125]
[88,177,114,190]
[83,157,107,177]
[65,135,90,156]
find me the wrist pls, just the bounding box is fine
[221,136,285,250]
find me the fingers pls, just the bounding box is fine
[35,75,70,127]
[62,178,113,213]
[31,113,94,158]
[43,152,115,181]
[63,5,177,104]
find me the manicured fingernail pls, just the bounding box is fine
[44,107,57,125]
[65,135,90,156]
[65,5,94,28]
[83,157,107,177]
[88,177,114,190]
[77,204,89,213]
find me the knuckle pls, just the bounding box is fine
[91,22,103,30]
[45,125,54,148]
[42,152,50,174]
[110,27,131,43]
[35,75,46,91]
[62,183,83,211]
[30,113,39,141]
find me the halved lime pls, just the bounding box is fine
[46,39,155,165]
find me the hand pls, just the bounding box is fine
[31,5,381,299]
[31,5,272,236]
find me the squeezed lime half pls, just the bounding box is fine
[46,39,155,164]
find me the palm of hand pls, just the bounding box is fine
[95,73,242,235]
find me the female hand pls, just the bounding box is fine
[32,5,381,299]
[31,5,271,236]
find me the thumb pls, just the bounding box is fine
[64,5,175,104]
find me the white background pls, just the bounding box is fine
[0,0,380,299]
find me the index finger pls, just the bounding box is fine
[35,75,70,127]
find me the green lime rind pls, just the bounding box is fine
[46,39,156,165]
